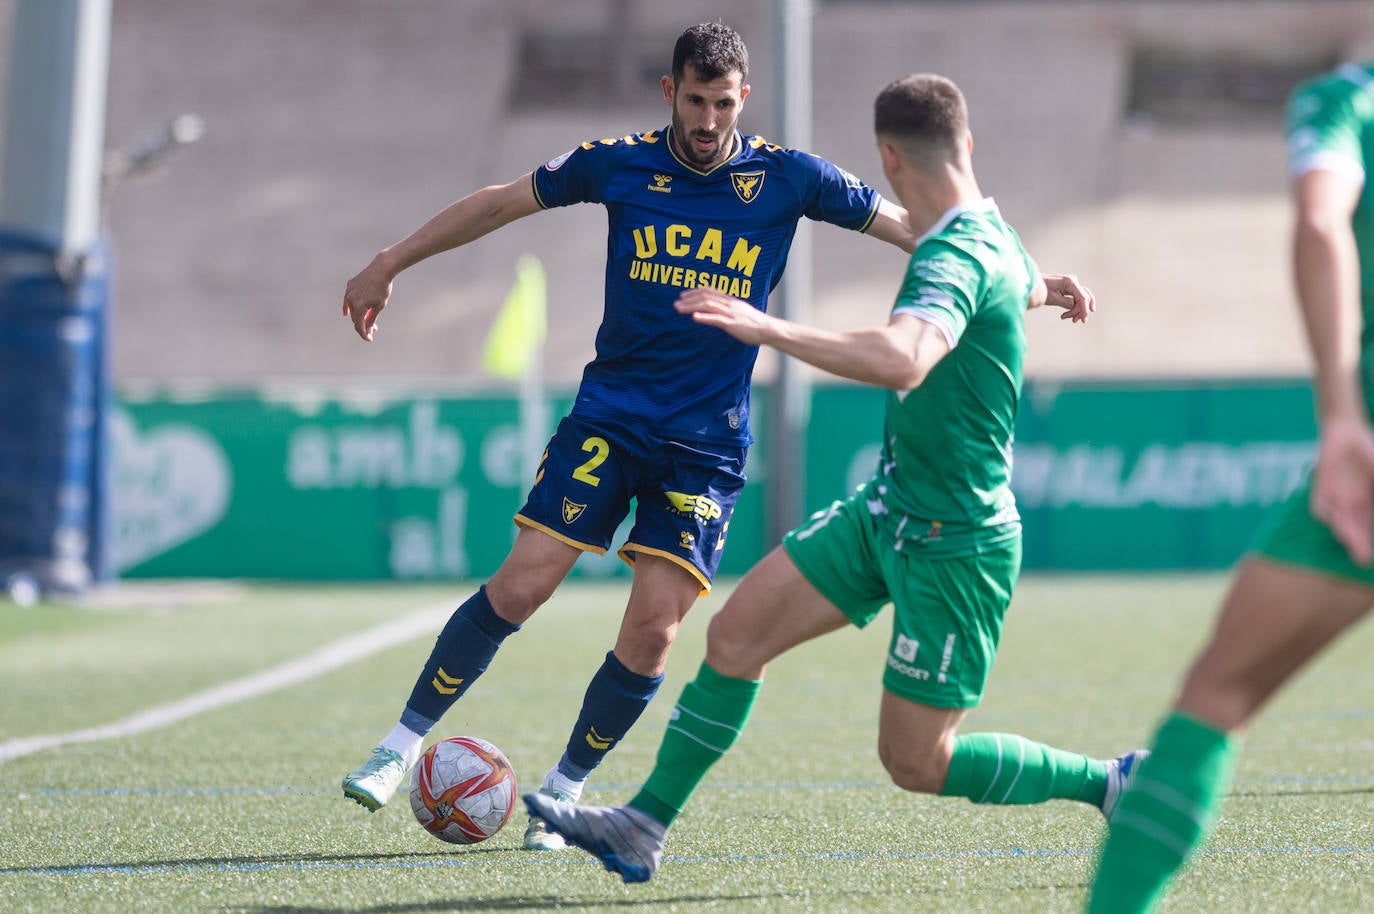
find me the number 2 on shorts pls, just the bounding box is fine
[572,436,610,486]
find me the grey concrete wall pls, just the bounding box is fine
[72,1,1374,383]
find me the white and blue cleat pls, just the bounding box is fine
[1100,749,1150,821]
[522,786,577,850]
[341,746,409,811]
[522,792,667,883]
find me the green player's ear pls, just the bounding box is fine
[877,140,901,172]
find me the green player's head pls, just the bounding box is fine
[873,74,970,172]
[671,21,749,84]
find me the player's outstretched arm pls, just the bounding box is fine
[676,287,948,390]
[1292,167,1374,564]
[341,175,541,342]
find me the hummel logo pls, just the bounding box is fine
[647,173,673,194]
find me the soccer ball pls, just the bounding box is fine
[409,736,518,845]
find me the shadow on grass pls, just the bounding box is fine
[4,846,1096,912]
[222,881,1093,914]
[0,846,507,876]
[1229,785,1374,799]
[225,895,776,914]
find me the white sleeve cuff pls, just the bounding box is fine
[1290,150,1366,185]
[893,306,958,350]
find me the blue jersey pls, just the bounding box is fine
[532,125,882,446]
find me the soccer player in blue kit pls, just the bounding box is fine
[339,21,1086,849]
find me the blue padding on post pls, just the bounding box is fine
[0,229,110,593]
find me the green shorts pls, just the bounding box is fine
[1252,473,1374,586]
[782,493,1021,709]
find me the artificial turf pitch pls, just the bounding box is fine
[2,575,1370,913]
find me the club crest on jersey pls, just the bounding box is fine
[562,497,587,524]
[730,171,765,203]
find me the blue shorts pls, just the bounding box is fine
[514,416,747,593]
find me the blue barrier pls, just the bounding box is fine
[0,230,110,595]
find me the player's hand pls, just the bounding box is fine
[675,287,774,344]
[1310,417,1374,565]
[342,257,394,342]
[1042,273,1095,323]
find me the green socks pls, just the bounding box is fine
[1085,712,1238,914]
[941,732,1108,806]
[629,662,761,827]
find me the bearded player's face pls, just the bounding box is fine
[662,64,750,169]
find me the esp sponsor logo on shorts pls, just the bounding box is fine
[665,491,723,522]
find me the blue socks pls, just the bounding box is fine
[557,651,664,779]
[402,586,520,734]
[398,595,659,786]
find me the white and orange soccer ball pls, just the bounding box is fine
[409,736,518,845]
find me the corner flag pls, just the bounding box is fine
[482,254,547,380]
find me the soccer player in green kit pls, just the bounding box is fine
[525,73,1136,884]
[1083,61,1374,914]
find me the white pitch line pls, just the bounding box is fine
[0,601,454,765]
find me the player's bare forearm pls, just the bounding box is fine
[768,321,937,389]
[341,176,540,342]
[380,177,542,276]
[1292,169,1364,424]
[1296,222,1363,423]
[1292,168,1374,562]
[676,288,945,390]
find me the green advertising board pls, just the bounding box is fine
[113,379,1315,579]
[1014,381,1316,569]
[113,389,764,582]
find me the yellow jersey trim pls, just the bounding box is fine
[665,126,743,178]
[856,194,882,234]
[617,542,712,595]
[530,171,551,211]
[514,514,608,554]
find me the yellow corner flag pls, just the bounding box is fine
[482,254,547,380]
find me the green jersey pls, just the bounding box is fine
[1287,62,1374,406]
[865,198,1036,556]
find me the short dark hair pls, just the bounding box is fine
[672,21,749,83]
[873,74,968,166]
